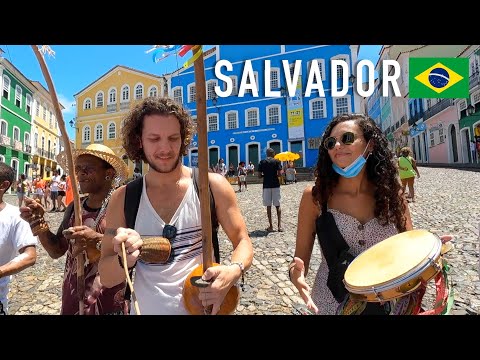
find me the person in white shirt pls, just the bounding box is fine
[50,169,61,212]
[0,162,37,315]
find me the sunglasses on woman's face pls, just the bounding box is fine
[323,131,356,150]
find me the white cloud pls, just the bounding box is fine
[57,94,75,115]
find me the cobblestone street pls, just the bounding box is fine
[5,166,480,315]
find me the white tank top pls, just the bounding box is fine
[131,175,203,315]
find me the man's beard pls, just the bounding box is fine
[146,153,182,173]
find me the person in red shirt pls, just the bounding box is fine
[65,175,73,206]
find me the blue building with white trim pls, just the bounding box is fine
[168,45,360,169]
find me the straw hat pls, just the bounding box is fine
[56,144,128,187]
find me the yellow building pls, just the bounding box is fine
[31,81,64,179]
[73,65,166,179]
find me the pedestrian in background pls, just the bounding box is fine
[398,146,420,203]
[0,162,37,315]
[258,148,283,232]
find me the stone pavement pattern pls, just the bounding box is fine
[5,167,480,315]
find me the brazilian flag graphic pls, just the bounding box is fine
[409,58,469,98]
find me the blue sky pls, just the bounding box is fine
[1,45,381,140]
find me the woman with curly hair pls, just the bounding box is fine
[288,113,413,315]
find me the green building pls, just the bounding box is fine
[0,51,35,186]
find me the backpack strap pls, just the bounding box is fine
[124,177,144,229]
[123,177,144,305]
[192,167,220,263]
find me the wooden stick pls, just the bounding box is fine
[121,243,141,315]
[30,45,85,315]
[192,46,213,271]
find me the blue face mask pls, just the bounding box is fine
[332,140,371,178]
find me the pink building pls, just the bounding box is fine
[424,104,461,163]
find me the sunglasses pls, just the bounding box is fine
[163,224,177,241]
[323,132,356,150]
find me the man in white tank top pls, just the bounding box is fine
[99,97,253,315]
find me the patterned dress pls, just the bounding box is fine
[60,199,126,315]
[311,209,398,315]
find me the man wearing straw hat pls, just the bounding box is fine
[20,144,128,315]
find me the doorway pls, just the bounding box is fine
[450,124,458,163]
[290,141,303,167]
[227,145,239,168]
[209,148,219,168]
[248,144,259,167]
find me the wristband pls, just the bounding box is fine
[118,254,136,271]
[230,262,245,291]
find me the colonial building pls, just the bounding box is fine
[30,81,63,179]
[0,52,35,182]
[168,45,361,169]
[73,65,166,178]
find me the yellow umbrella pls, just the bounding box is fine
[274,151,300,162]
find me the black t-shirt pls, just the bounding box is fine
[258,157,282,188]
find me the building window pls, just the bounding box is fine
[121,85,130,102]
[223,76,238,96]
[267,106,280,125]
[135,84,143,100]
[84,98,92,110]
[226,112,238,130]
[35,101,40,116]
[270,68,280,89]
[82,126,91,143]
[244,72,259,95]
[96,92,104,108]
[109,89,117,103]
[311,99,327,119]
[188,84,196,103]
[148,86,158,97]
[439,128,444,143]
[308,59,326,81]
[429,132,435,147]
[25,132,30,146]
[95,124,103,141]
[207,81,216,100]
[245,108,259,127]
[2,76,10,99]
[334,97,349,116]
[26,94,32,115]
[43,103,47,119]
[173,87,182,104]
[108,122,116,139]
[332,56,348,79]
[13,126,20,141]
[15,85,22,108]
[0,120,7,136]
[208,114,219,132]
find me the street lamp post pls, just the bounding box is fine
[467,104,475,116]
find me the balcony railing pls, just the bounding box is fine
[0,135,11,147]
[120,102,130,111]
[470,71,480,90]
[13,140,22,151]
[423,99,454,121]
[24,144,32,154]
[107,104,117,112]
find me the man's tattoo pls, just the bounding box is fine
[105,228,116,236]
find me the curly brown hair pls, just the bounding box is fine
[312,113,407,232]
[121,97,195,161]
